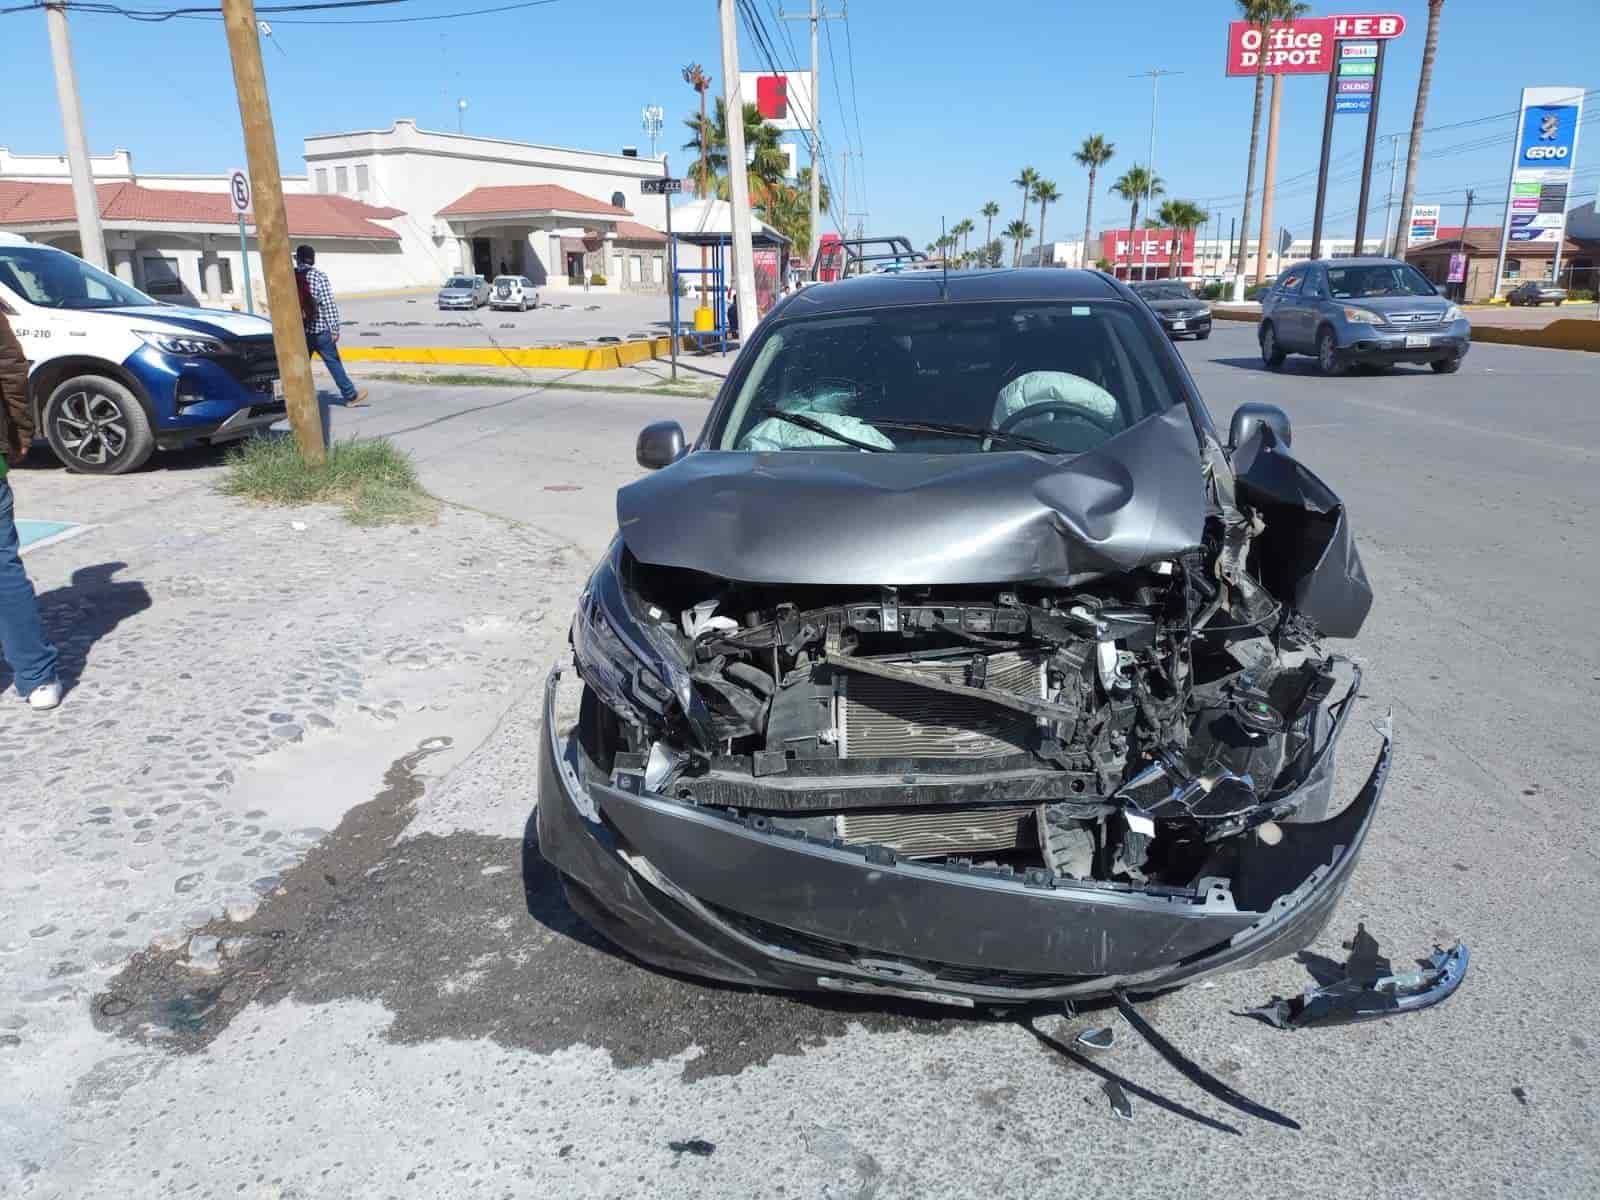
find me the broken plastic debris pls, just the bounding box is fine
[667,1138,716,1157]
[1102,1079,1132,1120]
[1243,923,1469,1029]
[1075,1026,1115,1051]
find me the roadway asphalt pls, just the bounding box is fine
[29,324,1600,1196]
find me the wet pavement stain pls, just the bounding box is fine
[96,737,965,1080]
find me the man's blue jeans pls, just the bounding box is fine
[0,475,60,696]
[307,329,358,402]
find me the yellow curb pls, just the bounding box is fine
[339,336,676,371]
[1468,319,1600,353]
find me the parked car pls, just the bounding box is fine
[437,274,489,310]
[1258,257,1470,375]
[0,234,283,474]
[537,269,1384,1008]
[1505,281,1567,306]
[489,275,539,311]
[1130,280,1212,339]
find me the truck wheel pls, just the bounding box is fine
[43,374,155,475]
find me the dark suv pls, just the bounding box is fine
[1258,257,1470,376]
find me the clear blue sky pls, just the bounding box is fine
[4,0,1596,250]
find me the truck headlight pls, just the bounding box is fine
[136,329,231,357]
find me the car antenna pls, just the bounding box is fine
[940,216,949,300]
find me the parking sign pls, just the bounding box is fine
[229,169,251,216]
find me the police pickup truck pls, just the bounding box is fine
[0,234,284,474]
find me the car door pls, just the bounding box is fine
[1297,266,1332,346]
[1268,266,1308,349]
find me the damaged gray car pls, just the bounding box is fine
[537,269,1383,1009]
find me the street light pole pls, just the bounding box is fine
[1130,68,1180,282]
[43,3,106,269]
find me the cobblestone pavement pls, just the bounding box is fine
[0,446,583,1190]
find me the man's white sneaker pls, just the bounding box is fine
[27,681,63,710]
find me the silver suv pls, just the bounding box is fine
[1258,257,1470,376]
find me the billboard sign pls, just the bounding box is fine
[1226,18,1334,75]
[1448,252,1467,283]
[1336,96,1373,115]
[1408,204,1441,246]
[1340,41,1379,58]
[1495,86,1585,268]
[1338,78,1374,94]
[739,71,816,133]
[1329,13,1405,38]
[1099,228,1196,264]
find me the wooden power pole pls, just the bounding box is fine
[220,0,324,464]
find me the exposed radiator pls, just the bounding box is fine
[837,806,1032,858]
[837,651,1044,758]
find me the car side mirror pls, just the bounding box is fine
[1228,402,1292,451]
[636,420,687,469]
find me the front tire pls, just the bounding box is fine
[1196,329,1211,340]
[1316,327,1348,377]
[1431,357,1462,374]
[43,375,155,475]
[1260,323,1286,368]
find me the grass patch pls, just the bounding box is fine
[219,435,438,527]
[360,370,710,398]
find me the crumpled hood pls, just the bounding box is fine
[99,305,273,339]
[617,406,1207,586]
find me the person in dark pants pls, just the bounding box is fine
[0,309,61,710]
[295,245,368,407]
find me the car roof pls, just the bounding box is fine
[1310,256,1410,268]
[778,267,1126,316]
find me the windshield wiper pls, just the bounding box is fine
[861,417,1067,455]
[756,406,884,452]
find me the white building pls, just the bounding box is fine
[0,119,673,308]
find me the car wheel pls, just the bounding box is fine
[1554,299,1564,306]
[1316,327,1347,377]
[44,374,155,475]
[1431,357,1462,374]
[1196,329,1211,340]
[1259,323,1286,368]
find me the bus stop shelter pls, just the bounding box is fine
[668,198,791,354]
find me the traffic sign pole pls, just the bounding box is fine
[237,215,253,314]
[229,168,255,313]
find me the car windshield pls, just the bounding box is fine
[444,276,476,288]
[0,245,155,310]
[1326,263,1436,299]
[715,300,1185,456]
[1133,283,1194,301]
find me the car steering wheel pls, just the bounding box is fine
[996,400,1120,437]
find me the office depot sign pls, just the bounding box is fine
[1226,14,1405,76]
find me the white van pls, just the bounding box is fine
[0,234,284,474]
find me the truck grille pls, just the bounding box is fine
[225,335,281,391]
[838,651,1043,758]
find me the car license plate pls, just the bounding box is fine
[1171,319,1186,331]
[1405,334,1430,349]
[272,378,285,402]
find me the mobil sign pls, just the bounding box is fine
[1226,12,1406,76]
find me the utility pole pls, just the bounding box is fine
[1130,69,1180,282]
[220,0,324,464]
[782,3,843,275]
[1381,134,1400,254]
[43,3,106,269]
[717,0,758,342]
[1456,187,1473,301]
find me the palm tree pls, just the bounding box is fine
[681,98,788,202]
[1031,180,1060,265]
[1004,218,1033,268]
[983,238,1004,268]
[682,64,712,200]
[1254,0,1311,282]
[1158,199,1208,278]
[1392,0,1445,258]
[1233,0,1272,292]
[1073,135,1115,269]
[1012,167,1039,248]
[1112,166,1162,279]
[951,218,975,265]
[980,201,1001,257]
[756,169,830,260]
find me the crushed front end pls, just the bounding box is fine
[537,427,1386,1006]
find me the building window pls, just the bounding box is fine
[315,168,328,193]
[611,254,623,282]
[1505,257,1521,279]
[629,254,643,283]
[142,255,184,297]
[217,259,234,294]
[652,254,663,283]
[335,166,349,193]
[356,164,369,193]
[611,191,626,210]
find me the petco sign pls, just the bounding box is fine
[1226,13,1406,76]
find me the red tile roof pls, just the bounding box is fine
[0,180,402,239]
[436,184,632,218]
[613,219,665,243]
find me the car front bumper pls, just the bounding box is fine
[1159,314,1212,336]
[438,296,479,309]
[1340,326,1470,364]
[534,666,1391,1007]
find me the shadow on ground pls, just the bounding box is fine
[0,562,151,694]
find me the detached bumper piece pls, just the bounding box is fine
[1245,923,1469,1029]
[536,667,1394,1006]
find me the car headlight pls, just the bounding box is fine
[571,540,715,746]
[1342,306,1384,325]
[136,329,231,357]
[1442,304,1462,322]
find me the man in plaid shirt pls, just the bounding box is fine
[295,245,367,407]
